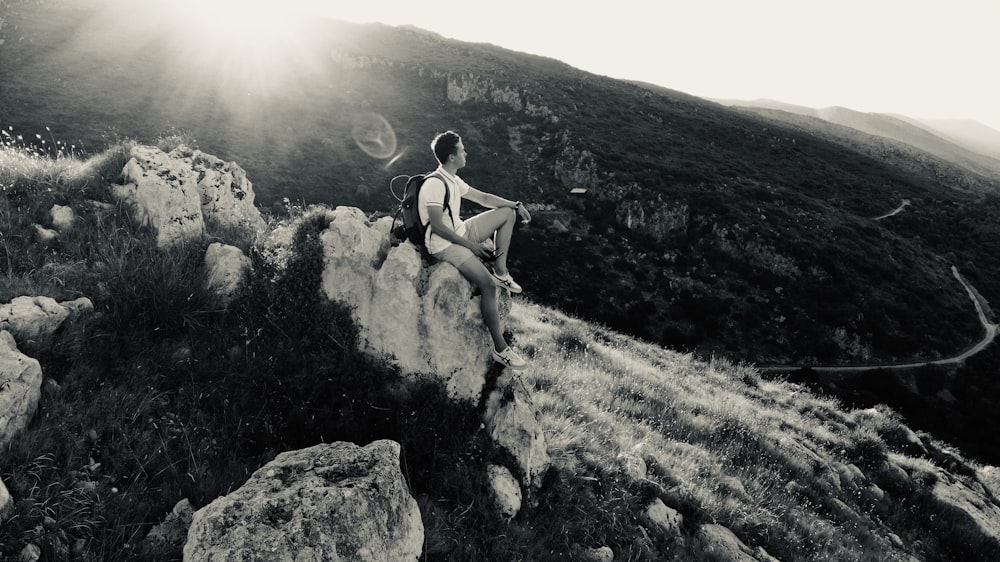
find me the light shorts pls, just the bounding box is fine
[430,213,493,268]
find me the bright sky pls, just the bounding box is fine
[296,0,1000,132]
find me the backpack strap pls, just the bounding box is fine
[422,172,453,231]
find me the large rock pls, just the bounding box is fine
[932,476,1000,542]
[0,330,43,446]
[184,440,423,561]
[203,243,251,305]
[114,145,266,248]
[0,476,12,519]
[114,145,205,248]
[483,372,550,500]
[316,206,508,402]
[0,296,93,348]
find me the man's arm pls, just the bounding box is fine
[464,187,532,224]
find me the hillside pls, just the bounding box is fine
[4,0,1000,470]
[1,142,1000,560]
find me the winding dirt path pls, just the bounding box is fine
[760,266,998,374]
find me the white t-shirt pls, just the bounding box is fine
[417,167,471,254]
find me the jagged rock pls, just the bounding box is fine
[0,296,93,349]
[203,243,250,304]
[184,440,422,561]
[483,372,550,500]
[171,145,266,237]
[0,330,42,446]
[645,498,683,539]
[0,476,12,518]
[141,498,193,557]
[487,464,522,520]
[115,145,205,248]
[114,145,266,248]
[616,199,688,242]
[932,478,1000,541]
[695,524,758,562]
[317,206,508,402]
[49,204,75,230]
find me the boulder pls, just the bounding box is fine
[184,440,422,561]
[487,464,522,520]
[49,204,76,230]
[33,224,58,245]
[0,476,12,518]
[645,498,683,539]
[0,296,93,349]
[932,478,1000,542]
[483,372,550,500]
[114,145,266,249]
[0,330,43,446]
[695,524,758,562]
[115,144,205,248]
[317,206,508,402]
[171,145,267,238]
[203,243,251,304]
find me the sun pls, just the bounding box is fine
[87,0,322,98]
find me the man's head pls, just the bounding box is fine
[432,130,466,169]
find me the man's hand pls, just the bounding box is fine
[468,241,495,261]
[517,204,532,225]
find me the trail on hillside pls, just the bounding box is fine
[761,266,998,374]
[873,199,911,220]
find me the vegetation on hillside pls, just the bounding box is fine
[2,140,1000,561]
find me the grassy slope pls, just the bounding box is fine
[1,146,1000,561]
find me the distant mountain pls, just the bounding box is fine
[902,116,1000,159]
[719,98,1000,183]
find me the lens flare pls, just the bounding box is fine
[351,112,397,159]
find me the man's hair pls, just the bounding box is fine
[432,131,461,165]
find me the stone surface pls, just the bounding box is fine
[0,476,12,519]
[645,498,683,539]
[483,372,550,498]
[695,524,758,562]
[0,330,43,446]
[617,451,647,480]
[184,440,422,561]
[203,243,251,304]
[114,145,266,248]
[115,144,205,248]
[316,206,508,402]
[49,204,76,230]
[487,464,522,520]
[0,296,93,349]
[932,477,1000,542]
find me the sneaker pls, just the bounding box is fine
[492,345,527,370]
[491,271,523,294]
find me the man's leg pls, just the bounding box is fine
[455,257,507,351]
[464,207,516,276]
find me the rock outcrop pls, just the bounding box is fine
[0,296,93,350]
[0,330,42,446]
[114,145,266,248]
[314,206,509,402]
[202,243,251,304]
[483,372,551,503]
[184,440,422,561]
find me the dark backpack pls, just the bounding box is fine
[391,172,451,249]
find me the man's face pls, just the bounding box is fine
[452,140,468,169]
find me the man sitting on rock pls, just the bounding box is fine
[418,130,532,370]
